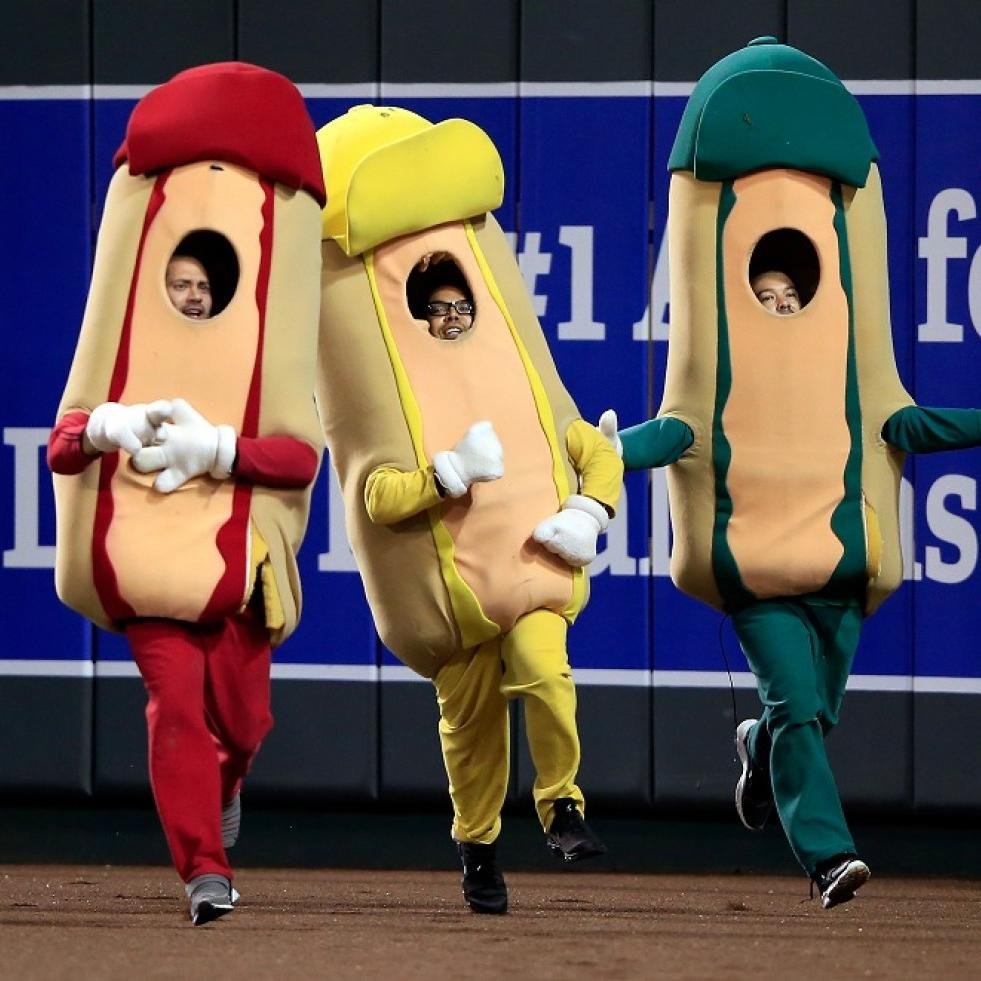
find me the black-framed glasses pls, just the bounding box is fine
[426,299,474,317]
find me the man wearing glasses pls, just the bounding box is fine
[424,284,474,340]
[410,256,476,341]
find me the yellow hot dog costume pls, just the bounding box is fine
[316,106,621,864]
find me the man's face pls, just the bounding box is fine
[425,285,474,340]
[751,271,800,315]
[166,256,213,320]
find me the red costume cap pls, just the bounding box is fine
[114,62,326,206]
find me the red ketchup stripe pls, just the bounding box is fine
[91,172,170,623]
[198,178,274,622]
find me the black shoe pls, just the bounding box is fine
[734,719,773,831]
[457,841,508,914]
[186,875,235,926]
[545,798,607,863]
[813,856,870,909]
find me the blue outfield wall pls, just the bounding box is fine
[2,85,980,696]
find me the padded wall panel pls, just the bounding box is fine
[380,0,517,83]
[652,687,737,806]
[378,682,445,801]
[652,0,783,82]
[248,681,378,799]
[0,0,89,84]
[239,0,378,82]
[913,694,981,809]
[94,677,380,801]
[521,0,650,82]
[917,0,981,79]
[92,675,150,795]
[92,0,234,84]
[825,692,912,808]
[788,0,914,79]
[0,678,92,793]
[653,688,912,809]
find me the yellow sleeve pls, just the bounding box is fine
[565,419,624,516]
[364,464,444,525]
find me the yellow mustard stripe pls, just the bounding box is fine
[363,252,498,648]
[863,496,883,580]
[463,222,585,620]
[364,252,428,468]
[249,523,284,630]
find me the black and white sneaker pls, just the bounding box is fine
[545,798,607,862]
[735,719,773,831]
[457,841,508,914]
[813,857,870,910]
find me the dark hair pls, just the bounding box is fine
[749,228,819,307]
[406,260,473,319]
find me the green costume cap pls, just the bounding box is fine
[668,36,879,187]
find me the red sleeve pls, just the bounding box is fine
[233,435,319,489]
[47,411,99,475]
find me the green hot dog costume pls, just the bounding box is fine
[620,38,981,879]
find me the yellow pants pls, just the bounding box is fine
[434,609,584,844]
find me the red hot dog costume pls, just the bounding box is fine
[47,63,325,901]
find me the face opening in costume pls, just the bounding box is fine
[405,255,476,341]
[166,229,240,321]
[749,228,819,316]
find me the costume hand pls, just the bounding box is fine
[415,251,452,273]
[85,400,173,455]
[433,421,504,498]
[598,409,622,459]
[533,494,610,567]
[131,397,236,493]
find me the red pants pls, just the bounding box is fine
[125,609,273,883]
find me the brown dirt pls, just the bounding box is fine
[1,865,979,980]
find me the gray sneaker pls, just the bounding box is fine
[186,875,235,926]
[222,793,241,849]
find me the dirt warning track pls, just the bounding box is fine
[2,865,979,980]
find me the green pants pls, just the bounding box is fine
[732,597,863,875]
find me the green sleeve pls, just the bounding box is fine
[882,406,981,454]
[620,416,694,471]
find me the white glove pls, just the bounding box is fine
[85,400,173,456]
[433,421,504,498]
[598,409,622,459]
[533,494,610,568]
[131,397,237,493]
